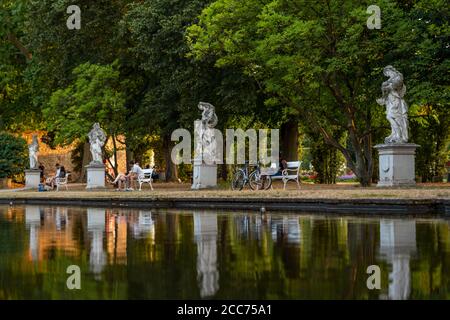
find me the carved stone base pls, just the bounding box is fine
[375,143,419,187]
[192,162,217,190]
[25,169,41,190]
[86,165,106,190]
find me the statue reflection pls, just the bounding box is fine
[380,219,416,300]
[271,216,301,244]
[25,205,42,262]
[193,211,219,298]
[87,208,107,279]
[132,211,155,241]
[55,207,68,231]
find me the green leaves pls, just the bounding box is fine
[0,132,28,178]
[188,0,449,185]
[44,62,126,145]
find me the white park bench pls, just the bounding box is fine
[56,173,70,191]
[138,168,154,191]
[270,161,302,190]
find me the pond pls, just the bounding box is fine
[0,205,448,300]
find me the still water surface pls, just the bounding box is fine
[0,205,448,300]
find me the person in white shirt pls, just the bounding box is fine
[127,161,143,190]
[46,163,61,190]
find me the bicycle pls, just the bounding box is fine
[231,161,272,191]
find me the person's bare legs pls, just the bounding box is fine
[129,173,138,190]
[120,177,127,190]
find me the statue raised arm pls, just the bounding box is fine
[377,65,409,144]
[197,102,219,163]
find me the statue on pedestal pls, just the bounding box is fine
[198,102,218,163]
[375,66,418,187]
[87,123,107,166]
[377,65,409,144]
[192,102,219,189]
[28,134,39,170]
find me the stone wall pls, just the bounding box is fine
[21,131,80,181]
[21,131,128,182]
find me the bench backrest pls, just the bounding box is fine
[287,161,301,169]
[57,173,70,183]
[286,161,302,177]
[139,168,154,180]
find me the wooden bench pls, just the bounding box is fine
[270,161,302,190]
[138,168,154,191]
[56,173,70,191]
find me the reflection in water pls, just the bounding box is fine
[106,211,127,265]
[194,212,219,298]
[380,220,417,300]
[25,205,41,262]
[132,211,155,240]
[271,216,301,244]
[87,208,107,279]
[55,207,68,232]
[0,205,448,300]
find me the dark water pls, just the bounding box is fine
[0,205,448,300]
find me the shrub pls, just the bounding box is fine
[0,132,28,179]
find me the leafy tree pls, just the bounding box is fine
[44,62,126,177]
[120,0,269,180]
[188,0,449,186]
[410,104,450,181]
[0,132,28,179]
[0,0,38,130]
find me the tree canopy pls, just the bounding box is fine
[187,0,449,185]
[0,0,448,185]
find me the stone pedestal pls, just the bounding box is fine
[375,143,419,187]
[192,161,217,190]
[25,169,41,190]
[86,164,106,190]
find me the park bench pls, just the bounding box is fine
[270,161,302,190]
[56,173,70,191]
[138,168,154,191]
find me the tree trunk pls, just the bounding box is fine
[163,134,178,182]
[281,118,299,161]
[220,164,228,181]
[126,146,133,173]
[112,133,119,177]
[79,142,92,183]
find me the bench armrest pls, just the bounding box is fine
[282,168,299,175]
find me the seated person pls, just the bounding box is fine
[111,173,128,191]
[58,166,66,179]
[127,161,144,190]
[272,153,288,177]
[110,161,144,191]
[46,163,61,189]
[39,163,45,182]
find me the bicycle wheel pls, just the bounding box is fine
[249,171,272,190]
[231,170,246,191]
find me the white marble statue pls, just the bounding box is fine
[28,134,39,169]
[87,123,107,165]
[198,102,218,163]
[377,66,409,144]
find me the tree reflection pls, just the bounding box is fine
[0,205,448,299]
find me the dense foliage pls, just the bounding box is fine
[0,0,448,185]
[187,0,449,185]
[0,132,28,179]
